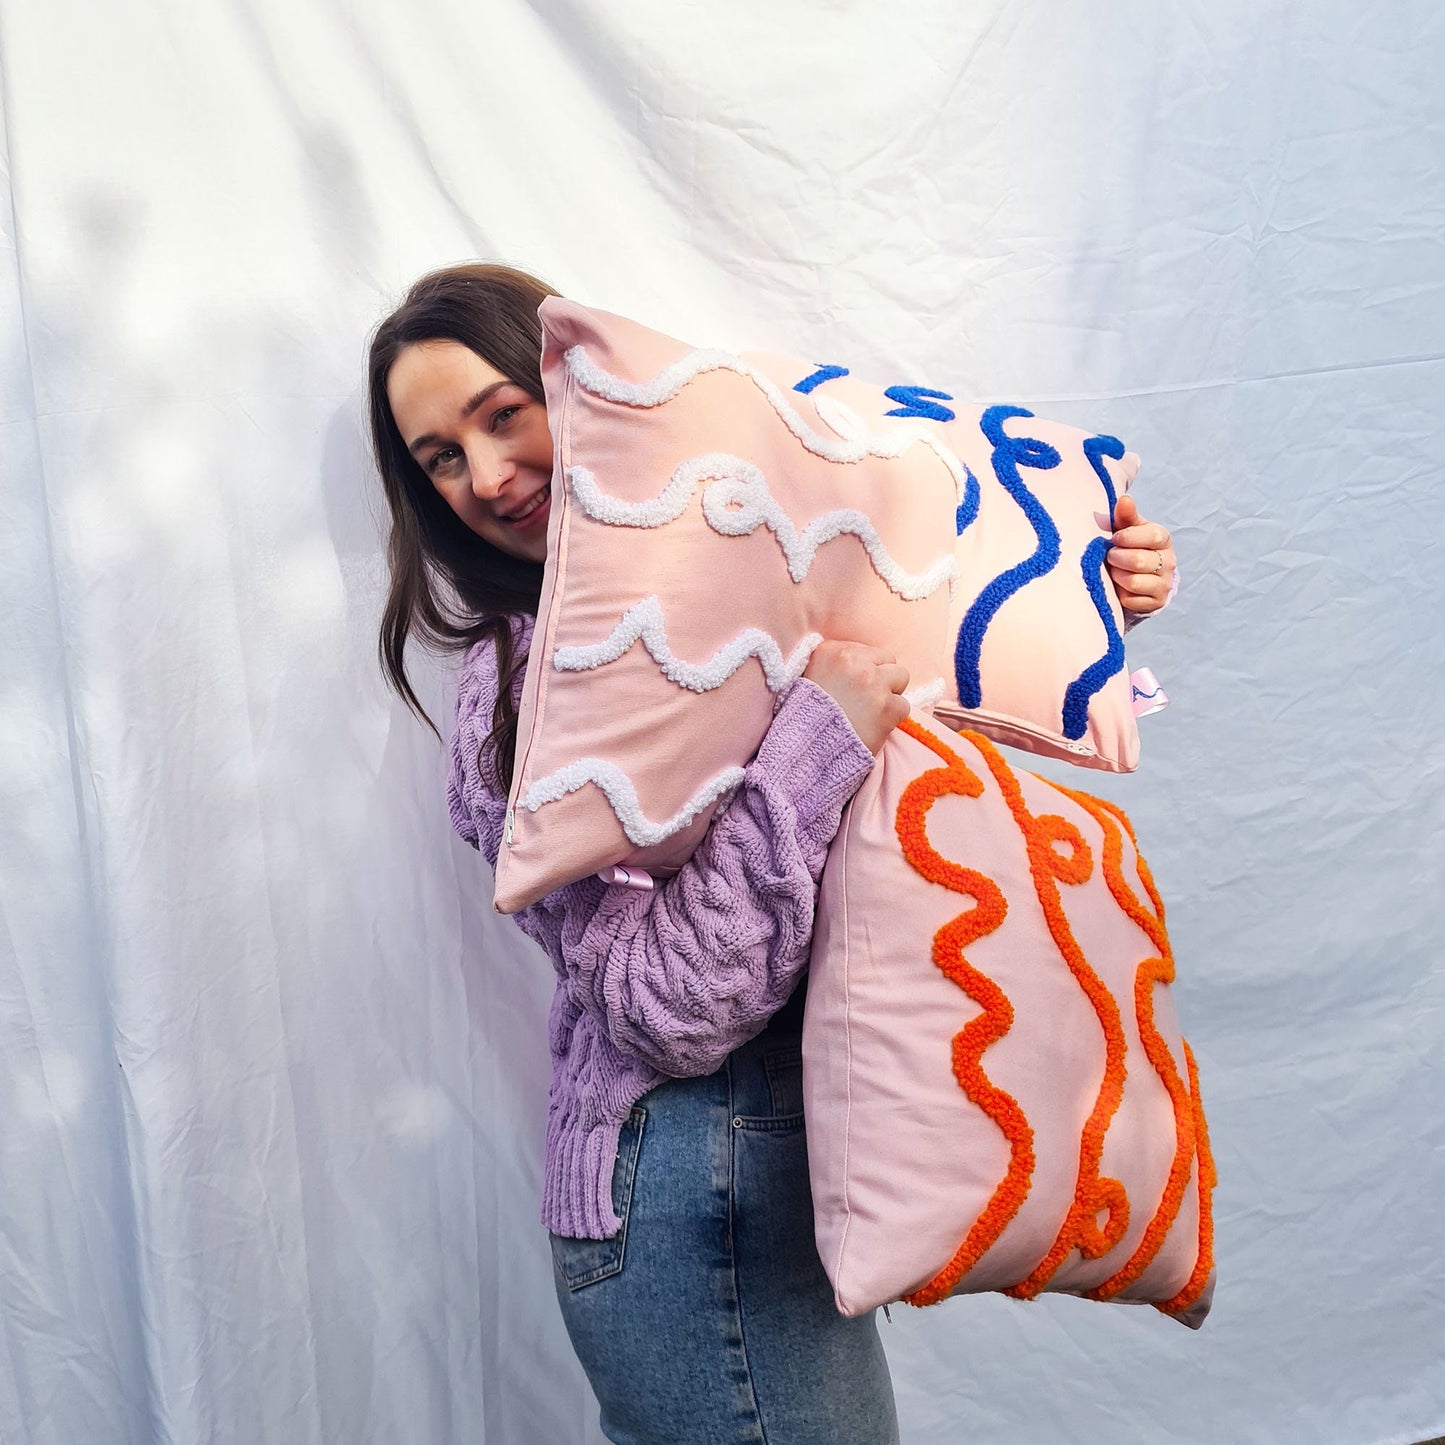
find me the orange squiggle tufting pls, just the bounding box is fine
[1053,783,1199,1302]
[891,719,1030,1308]
[1157,1041,1217,1317]
[956,733,1131,1300]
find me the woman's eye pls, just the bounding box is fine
[428,448,460,475]
[490,404,522,431]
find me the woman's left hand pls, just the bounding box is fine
[1107,494,1177,615]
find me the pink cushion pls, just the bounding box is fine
[932,408,1141,769]
[794,383,1143,770]
[803,708,1215,1325]
[495,301,958,911]
[495,299,1143,913]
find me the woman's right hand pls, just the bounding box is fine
[803,641,911,754]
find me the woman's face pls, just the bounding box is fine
[387,339,555,564]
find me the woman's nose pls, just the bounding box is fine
[469,447,515,501]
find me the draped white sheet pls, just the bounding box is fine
[2,2,1442,1442]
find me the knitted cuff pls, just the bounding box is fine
[751,677,876,843]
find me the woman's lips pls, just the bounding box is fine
[503,483,551,528]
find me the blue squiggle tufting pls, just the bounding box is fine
[883,385,957,422]
[955,466,981,535]
[1061,536,1127,740]
[793,365,850,394]
[1083,433,1126,525]
[953,406,1062,709]
[1132,682,1163,702]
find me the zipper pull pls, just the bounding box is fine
[504,807,515,846]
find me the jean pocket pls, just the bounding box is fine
[549,1106,646,1291]
[735,1043,805,1133]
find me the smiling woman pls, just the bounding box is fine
[387,341,555,564]
[363,261,1177,1445]
[366,263,560,788]
[365,262,911,1444]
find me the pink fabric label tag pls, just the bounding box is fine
[1130,667,1169,719]
[597,864,656,891]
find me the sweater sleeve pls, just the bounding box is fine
[447,630,875,1078]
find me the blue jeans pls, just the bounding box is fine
[548,1010,900,1445]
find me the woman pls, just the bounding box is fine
[368,263,1177,1445]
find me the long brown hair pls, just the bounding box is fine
[367,262,560,790]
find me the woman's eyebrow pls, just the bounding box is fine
[461,380,510,419]
[407,380,511,456]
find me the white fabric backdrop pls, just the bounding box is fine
[2,2,1442,1442]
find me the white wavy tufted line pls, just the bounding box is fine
[811,394,969,507]
[567,460,696,528]
[566,452,779,530]
[565,344,741,409]
[568,452,956,602]
[553,595,822,695]
[522,758,746,847]
[903,678,947,711]
[563,344,968,505]
[699,456,958,601]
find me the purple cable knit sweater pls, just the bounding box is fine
[446,612,876,1240]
